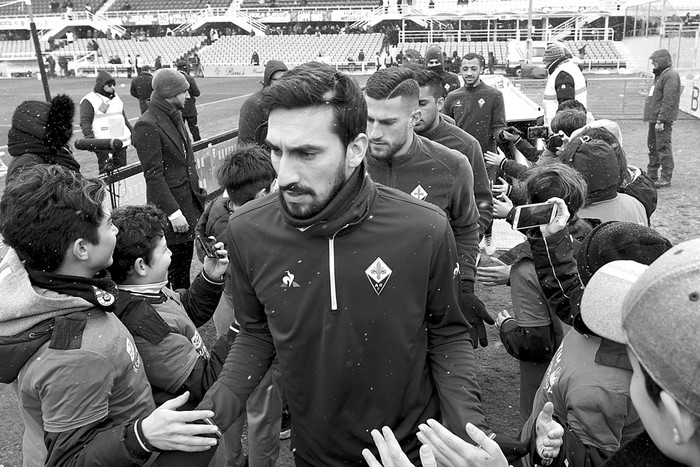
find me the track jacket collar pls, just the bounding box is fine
[279,162,377,238]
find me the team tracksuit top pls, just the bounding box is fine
[418,115,494,238]
[442,80,507,156]
[153,164,487,467]
[366,135,480,285]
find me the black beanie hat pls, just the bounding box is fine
[576,221,673,285]
[10,94,75,152]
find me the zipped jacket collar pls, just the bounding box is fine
[279,161,377,238]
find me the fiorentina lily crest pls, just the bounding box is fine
[365,257,392,296]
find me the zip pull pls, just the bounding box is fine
[328,237,338,311]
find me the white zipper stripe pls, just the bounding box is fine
[329,237,338,311]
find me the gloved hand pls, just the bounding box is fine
[460,282,495,348]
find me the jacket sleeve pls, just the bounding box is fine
[502,258,558,362]
[428,217,488,438]
[44,418,152,467]
[466,139,493,238]
[448,155,480,287]
[499,320,557,362]
[194,203,212,263]
[501,158,529,179]
[188,76,201,98]
[657,73,681,123]
[179,329,235,404]
[132,119,181,216]
[527,227,583,325]
[514,138,542,162]
[80,99,95,138]
[130,79,139,99]
[178,271,224,328]
[491,91,507,143]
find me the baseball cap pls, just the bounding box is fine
[581,238,700,416]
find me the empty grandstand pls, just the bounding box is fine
[1,0,698,77]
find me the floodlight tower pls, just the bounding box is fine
[526,0,533,62]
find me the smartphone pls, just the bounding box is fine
[527,125,550,140]
[512,202,557,230]
[196,235,217,258]
[199,417,222,439]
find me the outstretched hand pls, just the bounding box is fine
[141,392,220,452]
[477,257,511,287]
[535,402,564,465]
[362,426,437,467]
[416,419,508,467]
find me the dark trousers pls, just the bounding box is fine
[95,146,127,174]
[169,240,194,290]
[184,115,201,142]
[647,121,674,180]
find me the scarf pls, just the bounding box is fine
[26,267,119,311]
[149,93,193,159]
[279,162,377,238]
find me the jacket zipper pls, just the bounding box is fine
[328,236,338,311]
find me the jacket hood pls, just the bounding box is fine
[94,70,116,97]
[561,136,619,204]
[425,45,444,71]
[7,94,75,158]
[0,249,94,338]
[0,249,95,382]
[263,60,288,86]
[650,48,672,73]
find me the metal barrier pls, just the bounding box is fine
[100,128,238,208]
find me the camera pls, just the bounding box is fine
[527,125,550,140]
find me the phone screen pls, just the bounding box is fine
[514,203,556,230]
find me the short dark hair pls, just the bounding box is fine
[108,204,168,284]
[261,62,366,149]
[462,53,485,68]
[364,66,419,102]
[411,68,443,101]
[557,99,588,114]
[0,165,106,272]
[217,144,276,206]
[551,109,587,136]
[641,361,663,406]
[524,162,587,216]
[577,126,629,187]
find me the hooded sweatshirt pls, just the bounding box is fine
[424,45,461,97]
[0,249,155,466]
[237,60,288,146]
[80,70,132,145]
[6,95,80,182]
[643,49,681,124]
